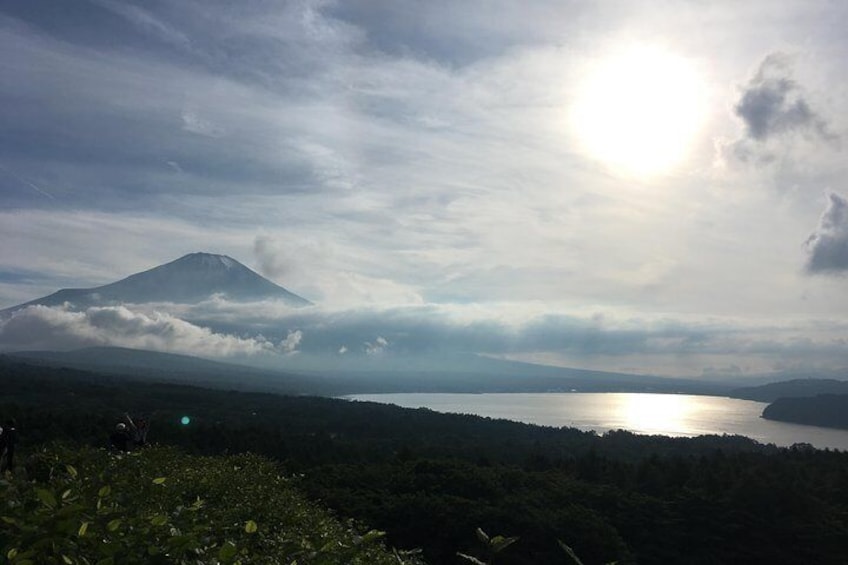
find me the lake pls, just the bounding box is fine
[348,392,848,451]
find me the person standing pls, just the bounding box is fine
[109,422,132,452]
[0,418,18,473]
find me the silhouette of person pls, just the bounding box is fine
[109,422,132,452]
[134,416,150,447]
[0,418,18,472]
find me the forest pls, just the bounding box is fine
[2,355,848,564]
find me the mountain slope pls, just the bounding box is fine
[7,346,729,395]
[729,378,848,403]
[1,252,311,314]
[3,346,329,394]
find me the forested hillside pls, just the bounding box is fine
[762,394,848,429]
[2,357,848,564]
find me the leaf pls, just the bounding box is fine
[98,485,111,498]
[65,465,78,479]
[7,548,18,560]
[78,521,90,537]
[360,529,385,545]
[244,520,258,534]
[475,527,490,544]
[457,552,487,565]
[490,535,519,553]
[62,555,74,564]
[107,518,122,532]
[152,477,167,485]
[558,540,586,565]
[2,516,18,526]
[150,515,168,526]
[35,488,58,509]
[218,541,238,562]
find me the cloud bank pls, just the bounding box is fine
[2,298,847,377]
[0,304,295,358]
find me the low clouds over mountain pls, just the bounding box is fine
[0,304,286,357]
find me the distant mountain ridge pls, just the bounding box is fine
[1,252,311,314]
[6,346,733,396]
[3,346,324,394]
[729,378,848,403]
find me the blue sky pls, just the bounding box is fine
[2,1,848,377]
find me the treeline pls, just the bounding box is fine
[763,393,848,429]
[2,357,848,564]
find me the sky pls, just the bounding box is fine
[2,0,848,379]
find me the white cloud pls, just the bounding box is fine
[0,304,285,358]
[364,336,389,356]
[90,0,192,48]
[2,297,848,377]
[280,329,303,355]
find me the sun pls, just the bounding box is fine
[570,46,706,177]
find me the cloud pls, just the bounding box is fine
[253,235,292,280]
[90,0,191,49]
[805,191,848,274]
[180,108,226,138]
[252,234,424,306]
[0,304,293,358]
[280,329,303,354]
[166,299,848,375]
[364,336,389,356]
[2,298,848,376]
[726,53,838,164]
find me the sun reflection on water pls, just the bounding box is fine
[617,393,695,435]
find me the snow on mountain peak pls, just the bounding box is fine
[1,252,312,314]
[178,252,239,270]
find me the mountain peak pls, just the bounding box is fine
[2,253,311,314]
[174,252,240,270]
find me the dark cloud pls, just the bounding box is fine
[735,53,835,144]
[805,191,848,274]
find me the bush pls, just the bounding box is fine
[1,444,423,565]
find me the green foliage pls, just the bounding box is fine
[457,527,519,565]
[0,444,423,565]
[5,359,848,564]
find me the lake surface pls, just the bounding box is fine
[348,392,848,451]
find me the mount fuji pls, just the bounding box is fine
[1,252,311,314]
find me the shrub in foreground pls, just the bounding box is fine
[1,444,423,565]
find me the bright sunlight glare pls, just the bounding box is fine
[619,393,693,435]
[570,46,706,177]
